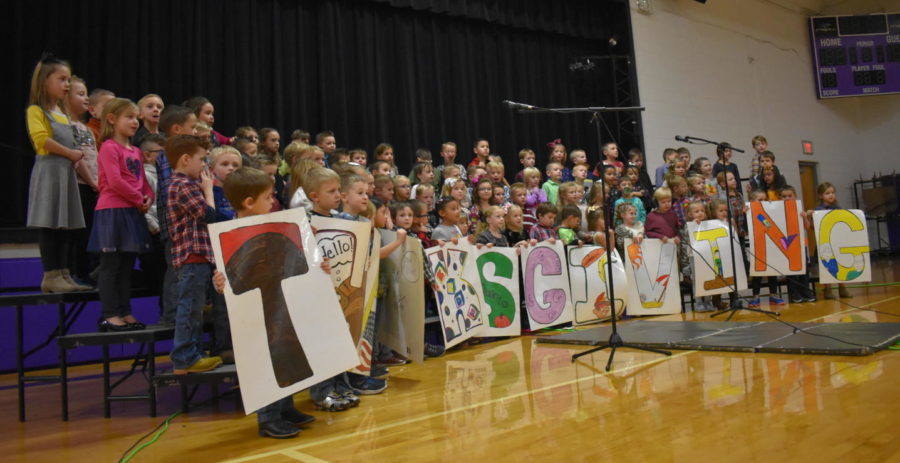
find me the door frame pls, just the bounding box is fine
[798,161,819,256]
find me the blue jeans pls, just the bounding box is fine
[256,396,294,424]
[308,376,338,401]
[170,263,211,369]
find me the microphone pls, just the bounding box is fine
[674,135,689,142]
[503,100,535,110]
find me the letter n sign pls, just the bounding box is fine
[748,200,805,276]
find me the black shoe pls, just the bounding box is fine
[98,320,133,332]
[258,420,300,439]
[281,408,316,426]
[127,321,147,330]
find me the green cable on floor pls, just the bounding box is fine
[535,327,576,334]
[120,411,181,463]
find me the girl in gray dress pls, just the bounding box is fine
[25,55,87,293]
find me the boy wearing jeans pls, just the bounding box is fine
[165,135,222,374]
[212,167,321,438]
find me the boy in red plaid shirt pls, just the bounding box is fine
[528,202,559,243]
[165,135,223,374]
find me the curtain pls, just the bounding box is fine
[1,0,638,226]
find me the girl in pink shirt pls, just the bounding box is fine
[87,98,154,332]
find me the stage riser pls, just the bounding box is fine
[0,257,166,372]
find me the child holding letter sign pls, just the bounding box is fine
[809,182,850,299]
[212,167,331,439]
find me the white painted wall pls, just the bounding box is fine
[630,0,900,210]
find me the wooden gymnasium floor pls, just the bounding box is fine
[3,259,900,463]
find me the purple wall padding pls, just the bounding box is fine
[0,257,171,372]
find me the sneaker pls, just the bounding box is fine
[334,378,361,407]
[174,356,223,375]
[789,296,804,304]
[348,375,388,395]
[694,301,715,313]
[379,355,408,366]
[258,420,300,439]
[804,295,817,302]
[312,391,352,412]
[424,343,445,358]
[748,298,761,308]
[769,296,786,306]
[370,365,389,379]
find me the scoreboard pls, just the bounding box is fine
[809,13,900,99]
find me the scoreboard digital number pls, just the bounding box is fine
[810,13,900,99]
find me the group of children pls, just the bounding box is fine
[25,56,850,439]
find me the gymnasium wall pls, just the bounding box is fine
[630,0,900,209]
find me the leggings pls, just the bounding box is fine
[98,252,136,319]
[750,276,778,297]
[38,228,73,272]
[71,184,98,278]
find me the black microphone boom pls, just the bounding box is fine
[723,144,745,153]
[502,100,534,110]
[675,134,746,153]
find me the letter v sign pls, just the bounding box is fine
[626,241,676,308]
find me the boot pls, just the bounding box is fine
[838,285,850,298]
[823,286,835,300]
[61,269,93,291]
[41,270,74,293]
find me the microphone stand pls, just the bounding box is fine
[677,136,779,321]
[505,101,670,371]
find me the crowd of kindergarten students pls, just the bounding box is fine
[24,56,848,439]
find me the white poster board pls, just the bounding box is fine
[567,246,627,325]
[209,209,357,414]
[473,246,521,337]
[425,242,486,349]
[622,238,682,316]
[310,216,378,373]
[356,229,381,373]
[521,241,574,329]
[378,230,426,363]
[812,209,871,285]
[745,200,807,276]
[687,219,748,297]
